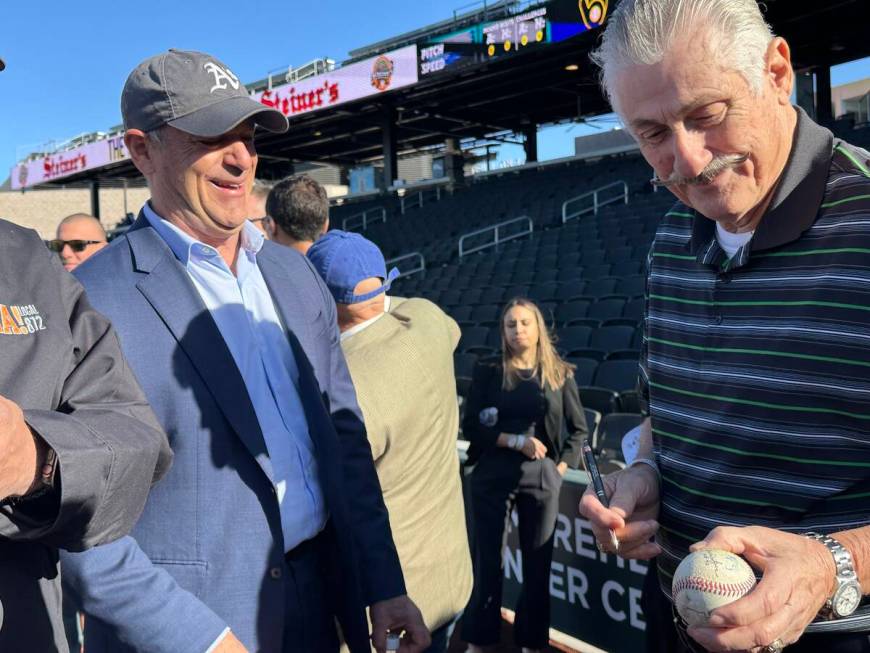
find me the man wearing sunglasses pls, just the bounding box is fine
[49,213,108,272]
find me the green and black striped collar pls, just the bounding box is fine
[688,106,834,263]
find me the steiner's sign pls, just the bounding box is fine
[11,134,130,190]
[253,45,418,119]
[501,475,647,652]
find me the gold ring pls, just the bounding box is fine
[762,638,785,653]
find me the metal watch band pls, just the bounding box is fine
[804,531,860,619]
[805,532,857,579]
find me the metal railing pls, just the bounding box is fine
[561,180,629,223]
[342,207,387,232]
[385,252,426,279]
[458,216,533,258]
[400,185,443,214]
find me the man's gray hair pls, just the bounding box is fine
[591,0,774,109]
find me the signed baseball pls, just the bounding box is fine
[672,549,757,626]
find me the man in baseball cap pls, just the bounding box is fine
[61,50,427,653]
[308,230,400,315]
[309,231,473,653]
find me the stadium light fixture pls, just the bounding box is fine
[564,64,580,71]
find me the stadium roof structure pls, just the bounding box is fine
[10,0,870,191]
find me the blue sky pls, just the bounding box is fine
[1,1,868,181]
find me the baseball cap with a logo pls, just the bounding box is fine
[122,49,287,137]
[307,230,400,305]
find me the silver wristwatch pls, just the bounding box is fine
[804,532,863,619]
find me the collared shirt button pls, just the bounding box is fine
[714,314,723,325]
[269,566,282,580]
[717,273,731,284]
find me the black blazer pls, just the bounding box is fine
[463,361,588,468]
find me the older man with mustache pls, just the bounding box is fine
[579,1,870,653]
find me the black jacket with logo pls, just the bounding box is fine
[0,219,171,650]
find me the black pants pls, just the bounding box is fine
[642,565,870,653]
[462,450,562,649]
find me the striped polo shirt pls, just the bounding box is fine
[638,108,870,597]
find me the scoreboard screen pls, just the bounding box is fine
[483,7,547,57]
[419,26,478,77]
[417,0,609,75]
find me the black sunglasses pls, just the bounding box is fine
[47,239,104,253]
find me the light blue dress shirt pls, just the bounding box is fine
[143,204,327,552]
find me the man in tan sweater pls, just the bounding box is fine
[308,230,473,653]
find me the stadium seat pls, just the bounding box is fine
[556,326,593,351]
[593,359,640,392]
[605,349,641,361]
[554,281,587,300]
[578,386,621,416]
[470,304,501,323]
[528,283,558,302]
[584,408,602,450]
[583,278,619,298]
[459,326,490,352]
[453,352,478,379]
[582,264,613,280]
[597,413,645,458]
[478,287,505,304]
[456,376,473,399]
[601,317,640,329]
[616,275,646,296]
[568,358,599,386]
[567,348,606,362]
[623,297,645,321]
[589,325,636,351]
[588,298,627,321]
[565,318,602,329]
[618,390,643,413]
[556,300,591,325]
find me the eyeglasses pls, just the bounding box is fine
[47,239,104,253]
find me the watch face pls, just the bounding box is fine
[833,583,862,617]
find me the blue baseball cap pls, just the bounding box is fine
[307,230,399,304]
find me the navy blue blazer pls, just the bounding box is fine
[60,215,405,653]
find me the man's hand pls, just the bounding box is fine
[370,595,430,653]
[578,464,660,559]
[0,395,40,500]
[520,436,548,460]
[212,631,249,652]
[686,526,836,652]
[557,461,568,476]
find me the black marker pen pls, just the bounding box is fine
[581,439,620,552]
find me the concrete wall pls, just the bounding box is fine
[0,187,150,239]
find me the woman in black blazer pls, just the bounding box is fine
[462,298,588,653]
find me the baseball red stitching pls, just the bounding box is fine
[673,575,755,599]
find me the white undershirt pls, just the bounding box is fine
[340,296,391,341]
[716,224,754,259]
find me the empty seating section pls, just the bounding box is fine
[331,155,656,265]
[335,153,679,464]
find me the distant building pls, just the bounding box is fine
[832,78,870,123]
